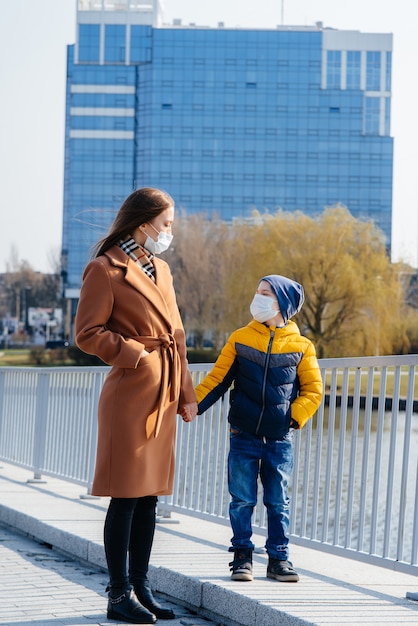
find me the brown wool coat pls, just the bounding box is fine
[75,246,196,498]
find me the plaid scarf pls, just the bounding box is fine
[118,236,155,281]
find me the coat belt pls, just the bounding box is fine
[140,333,179,438]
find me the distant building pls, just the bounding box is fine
[62,0,393,295]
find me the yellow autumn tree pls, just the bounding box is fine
[227,206,406,357]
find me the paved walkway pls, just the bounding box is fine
[0,461,418,626]
[0,523,215,626]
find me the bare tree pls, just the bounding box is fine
[167,212,230,349]
[234,206,407,357]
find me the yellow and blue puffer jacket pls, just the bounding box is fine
[195,319,323,439]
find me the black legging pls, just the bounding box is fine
[104,496,158,590]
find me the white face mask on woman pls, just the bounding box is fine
[143,223,173,255]
[250,293,279,323]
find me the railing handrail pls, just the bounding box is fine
[0,354,417,574]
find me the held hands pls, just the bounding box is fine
[179,402,198,423]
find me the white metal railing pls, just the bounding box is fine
[0,355,417,574]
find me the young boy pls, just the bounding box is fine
[194,275,323,582]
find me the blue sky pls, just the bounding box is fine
[0,0,416,272]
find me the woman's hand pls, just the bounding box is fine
[179,402,198,422]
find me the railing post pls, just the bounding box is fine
[397,365,415,561]
[410,459,418,566]
[28,371,50,483]
[0,370,5,466]
[83,370,104,498]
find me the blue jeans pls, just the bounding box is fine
[228,428,293,560]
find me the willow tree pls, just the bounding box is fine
[233,206,404,357]
[219,218,268,331]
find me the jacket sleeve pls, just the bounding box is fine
[75,260,144,368]
[291,340,323,428]
[195,335,237,414]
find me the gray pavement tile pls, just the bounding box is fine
[0,524,220,626]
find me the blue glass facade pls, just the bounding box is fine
[62,7,393,292]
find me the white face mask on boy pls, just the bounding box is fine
[250,294,279,323]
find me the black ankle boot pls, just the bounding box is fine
[107,585,156,624]
[133,579,175,620]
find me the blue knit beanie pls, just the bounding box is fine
[260,275,304,324]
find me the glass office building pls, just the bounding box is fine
[62,0,393,295]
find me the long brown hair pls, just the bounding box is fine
[92,187,174,258]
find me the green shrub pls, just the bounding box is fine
[67,345,106,366]
[187,348,219,364]
[29,348,48,366]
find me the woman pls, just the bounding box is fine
[75,188,198,624]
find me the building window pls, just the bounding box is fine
[364,96,380,135]
[386,52,392,91]
[105,25,126,63]
[78,24,100,62]
[130,25,152,63]
[327,50,341,89]
[366,51,381,91]
[346,51,361,89]
[384,97,391,136]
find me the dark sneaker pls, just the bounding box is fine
[229,549,253,581]
[267,558,299,582]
